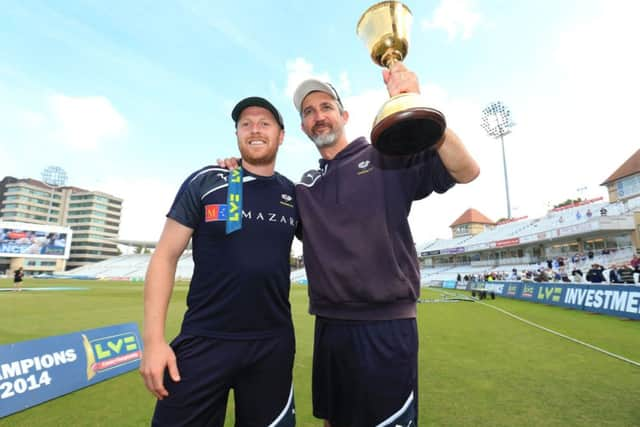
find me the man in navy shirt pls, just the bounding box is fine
[140,97,298,426]
[292,62,480,427]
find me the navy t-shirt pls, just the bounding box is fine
[167,166,299,339]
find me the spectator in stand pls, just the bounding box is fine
[618,265,635,284]
[630,254,640,272]
[509,268,519,281]
[571,267,584,283]
[586,263,605,283]
[587,250,594,260]
[571,253,580,265]
[522,271,534,282]
[607,264,622,283]
[560,270,571,283]
[535,269,550,283]
[586,209,593,218]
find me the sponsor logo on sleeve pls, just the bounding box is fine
[205,204,229,222]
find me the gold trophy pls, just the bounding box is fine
[357,1,446,155]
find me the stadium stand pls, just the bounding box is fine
[56,253,152,280]
[417,195,637,285]
[57,252,305,283]
[50,195,637,288]
[290,268,307,283]
[419,246,636,283]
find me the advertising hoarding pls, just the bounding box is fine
[0,221,72,260]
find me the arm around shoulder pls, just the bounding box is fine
[435,128,480,184]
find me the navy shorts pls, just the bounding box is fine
[313,317,418,427]
[152,332,295,427]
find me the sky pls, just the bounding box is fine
[1,0,639,255]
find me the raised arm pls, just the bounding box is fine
[435,128,480,183]
[383,62,479,184]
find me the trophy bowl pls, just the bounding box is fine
[357,1,446,155]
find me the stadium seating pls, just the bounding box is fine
[58,253,152,279]
[53,199,636,285]
[59,252,306,283]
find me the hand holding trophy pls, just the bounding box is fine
[357,1,446,155]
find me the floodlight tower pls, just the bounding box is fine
[481,101,514,219]
[41,166,68,224]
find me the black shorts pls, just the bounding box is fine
[312,317,418,427]
[152,332,295,427]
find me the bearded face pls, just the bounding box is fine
[300,92,347,149]
[235,106,284,166]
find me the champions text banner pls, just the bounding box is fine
[0,323,142,418]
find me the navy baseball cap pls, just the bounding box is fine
[231,96,285,129]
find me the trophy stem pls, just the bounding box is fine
[381,50,402,68]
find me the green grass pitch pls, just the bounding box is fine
[1,279,639,426]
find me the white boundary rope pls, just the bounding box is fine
[472,296,640,369]
[430,289,640,368]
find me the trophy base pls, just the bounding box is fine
[371,107,446,156]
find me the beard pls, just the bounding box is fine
[240,148,278,166]
[238,139,279,166]
[309,121,342,148]
[311,131,338,148]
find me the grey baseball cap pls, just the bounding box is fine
[293,79,343,113]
